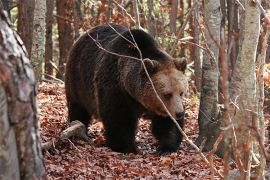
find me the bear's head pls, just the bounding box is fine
[139,58,188,120]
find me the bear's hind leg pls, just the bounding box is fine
[151,115,184,154]
[67,102,90,127]
[101,111,138,153]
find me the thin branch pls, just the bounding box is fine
[254,0,270,24]
[112,0,136,23]
[235,0,245,10]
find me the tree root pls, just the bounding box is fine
[41,120,92,152]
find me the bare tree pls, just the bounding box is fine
[45,0,54,79]
[228,0,261,178]
[31,0,46,81]
[0,9,45,179]
[132,0,140,28]
[56,0,74,79]
[193,0,201,92]
[147,0,156,37]
[195,0,221,154]
[17,0,35,56]
[170,0,178,35]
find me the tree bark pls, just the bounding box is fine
[229,0,261,178]
[45,0,54,79]
[31,0,47,81]
[195,0,221,154]
[170,0,178,35]
[0,9,45,179]
[17,0,35,56]
[132,0,140,28]
[56,0,73,79]
[193,0,201,92]
[227,1,240,79]
[73,0,81,39]
[147,0,156,37]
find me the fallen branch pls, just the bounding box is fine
[42,120,92,152]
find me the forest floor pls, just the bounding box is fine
[38,82,255,179]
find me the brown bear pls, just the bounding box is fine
[65,24,188,154]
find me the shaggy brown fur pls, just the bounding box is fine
[65,24,188,153]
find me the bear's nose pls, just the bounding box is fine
[175,112,185,119]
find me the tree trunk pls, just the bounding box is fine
[56,0,73,80]
[170,0,178,35]
[193,0,201,92]
[229,0,260,178]
[45,0,54,79]
[0,9,45,179]
[195,0,221,154]
[227,0,240,79]
[132,0,140,28]
[17,0,35,56]
[31,0,46,81]
[106,0,112,23]
[73,0,81,39]
[147,0,156,37]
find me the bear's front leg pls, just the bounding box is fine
[100,108,138,153]
[151,115,184,154]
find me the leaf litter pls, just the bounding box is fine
[38,82,225,179]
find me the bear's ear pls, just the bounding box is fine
[141,59,160,75]
[174,58,187,72]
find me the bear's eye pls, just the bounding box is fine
[163,93,172,100]
[180,92,184,97]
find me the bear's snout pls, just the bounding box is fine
[175,111,185,120]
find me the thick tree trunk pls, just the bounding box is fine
[31,0,46,81]
[56,0,73,79]
[17,0,35,56]
[229,0,261,178]
[45,0,54,78]
[0,9,45,179]
[195,0,221,154]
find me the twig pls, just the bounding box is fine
[235,0,245,10]
[254,0,270,25]
[208,132,224,180]
[197,18,220,76]
[42,74,64,84]
[112,0,136,23]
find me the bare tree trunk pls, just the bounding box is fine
[227,1,240,79]
[106,0,112,23]
[255,27,269,180]
[193,0,201,92]
[45,0,54,79]
[56,0,73,79]
[170,0,178,35]
[147,0,156,37]
[31,0,46,81]
[229,0,261,178]
[195,0,221,154]
[73,0,81,39]
[17,0,35,56]
[132,0,140,28]
[0,9,45,179]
